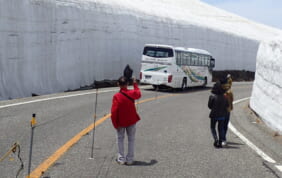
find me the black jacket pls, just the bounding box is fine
[208,94,228,118]
[208,82,229,118]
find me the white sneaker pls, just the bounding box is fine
[222,141,227,147]
[116,158,125,165]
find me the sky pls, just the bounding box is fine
[200,0,282,29]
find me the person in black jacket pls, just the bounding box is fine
[208,81,229,148]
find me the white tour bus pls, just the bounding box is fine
[140,44,215,89]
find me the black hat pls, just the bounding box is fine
[123,64,133,82]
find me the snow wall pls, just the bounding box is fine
[250,39,282,134]
[0,0,275,99]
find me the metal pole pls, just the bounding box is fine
[27,114,36,177]
[155,80,159,99]
[136,80,139,111]
[90,88,98,159]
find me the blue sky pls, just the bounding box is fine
[200,0,282,29]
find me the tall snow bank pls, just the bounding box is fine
[250,39,282,134]
[0,0,281,99]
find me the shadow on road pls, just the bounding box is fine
[224,145,240,149]
[227,141,244,146]
[126,159,158,166]
[221,141,244,149]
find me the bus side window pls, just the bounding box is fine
[192,54,197,66]
[181,52,186,65]
[184,53,188,65]
[176,52,181,65]
[187,52,191,65]
[201,56,206,66]
[207,57,211,66]
[196,56,199,66]
[199,55,203,66]
[204,56,208,66]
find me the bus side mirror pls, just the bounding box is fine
[210,58,215,68]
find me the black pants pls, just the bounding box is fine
[210,117,225,142]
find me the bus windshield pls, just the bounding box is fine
[143,47,173,58]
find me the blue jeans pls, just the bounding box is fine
[210,117,225,142]
[223,112,230,141]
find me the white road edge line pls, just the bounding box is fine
[0,86,151,109]
[0,89,117,109]
[230,97,276,164]
[276,165,282,172]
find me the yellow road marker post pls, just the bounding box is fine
[27,114,37,178]
[90,88,99,159]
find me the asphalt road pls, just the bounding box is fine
[0,82,280,178]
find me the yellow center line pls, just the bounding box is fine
[27,93,176,178]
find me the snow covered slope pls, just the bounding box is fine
[0,0,282,99]
[250,39,282,134]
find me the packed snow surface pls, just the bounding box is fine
[250,38,282,134]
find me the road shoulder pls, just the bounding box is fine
[231,99,282,177]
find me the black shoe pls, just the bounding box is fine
[218,140,223,148]
[213,140,219,148]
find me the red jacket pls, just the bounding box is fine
[111,83,141,129]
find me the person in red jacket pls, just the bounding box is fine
[111,76,141,165]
